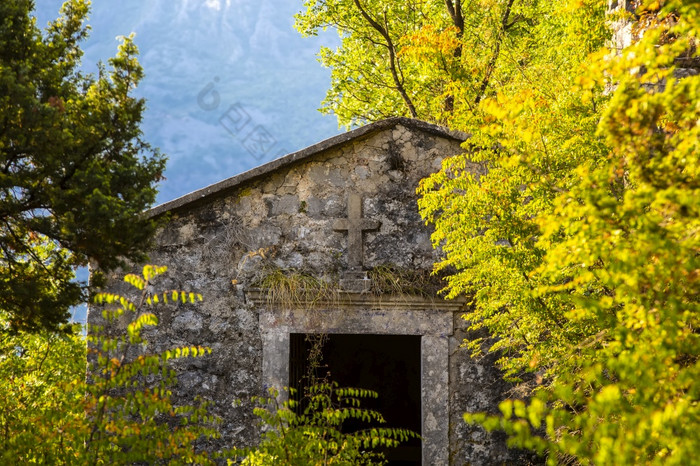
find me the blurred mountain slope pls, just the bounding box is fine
[34,0,340,204]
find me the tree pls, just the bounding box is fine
[300,0,699,462]
[0,0,166,332]
[295,0,551,128]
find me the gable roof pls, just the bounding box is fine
[147,117,466,218]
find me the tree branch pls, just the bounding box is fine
[352,0,418,118]
[474,0,517,106]
[443,1,464,113]
[445,0,464,34]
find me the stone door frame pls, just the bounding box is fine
[251,293,463,465]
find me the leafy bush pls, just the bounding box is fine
[1,265,221,464]
[231,382,418,465]
[0,323,86,463]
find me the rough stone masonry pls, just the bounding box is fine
[89,117,540,465]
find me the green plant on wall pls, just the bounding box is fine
[257,264,448,310]
[257,267,340,309]
[367,264,446,298]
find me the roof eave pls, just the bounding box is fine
[146,117,467,218]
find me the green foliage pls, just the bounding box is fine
[295,0,580,129]
[0,0,166,332]
[0,265,220,464]
[296,0,438,126]
[302,0,699,463]
[0,323,87,463]
[86,264,217,464]
[427,2,699,464]
[231,383,418,465]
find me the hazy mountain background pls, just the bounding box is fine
[35,0,341,205]
[33,0,341,324]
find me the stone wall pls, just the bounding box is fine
[89,120,539,464]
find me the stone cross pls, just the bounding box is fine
[333,192,380,271]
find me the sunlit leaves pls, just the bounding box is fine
[416,0,699,463]
[145,291,203,306]
[233,382,419,465]
[1,265,220,464]
[0,323,86,464]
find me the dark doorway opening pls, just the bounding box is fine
[290,333,422,465]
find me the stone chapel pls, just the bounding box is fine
[90,118,539,465]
